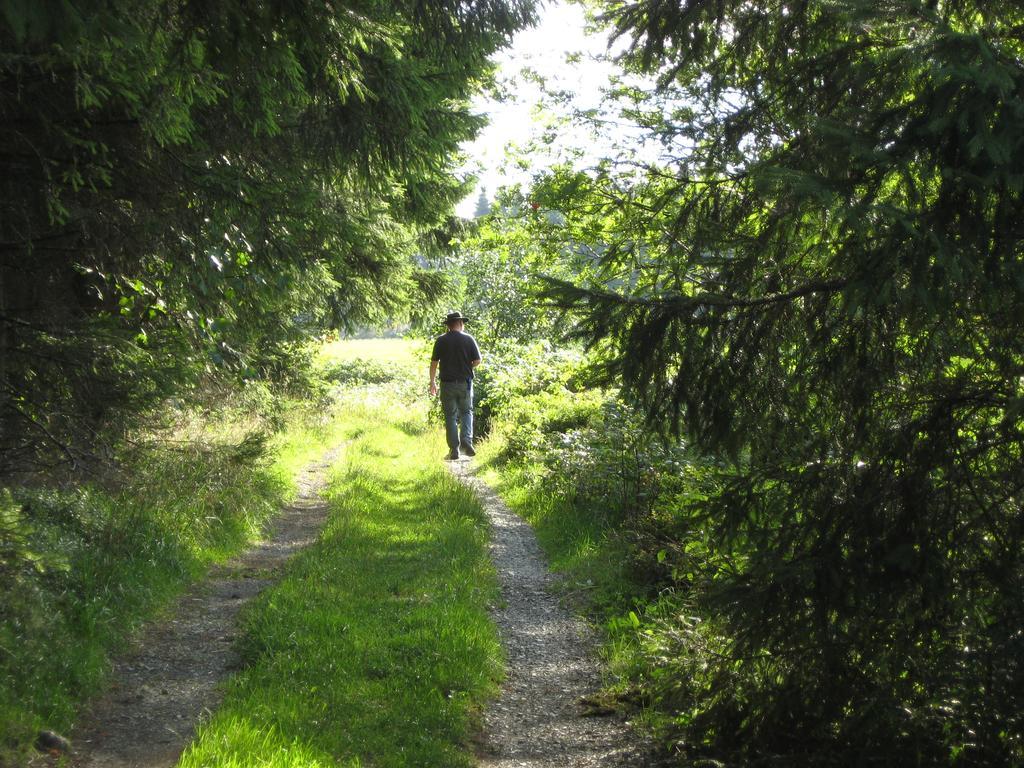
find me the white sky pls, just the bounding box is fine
[454,1,621,217]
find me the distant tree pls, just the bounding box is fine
[446,186,591,348]
[0,0,536,472]
[473,187,492,218]
[536,0,1024,764]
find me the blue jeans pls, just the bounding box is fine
[439,380,473,451]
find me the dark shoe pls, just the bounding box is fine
[460,442,476,457]
[445,449,460,461]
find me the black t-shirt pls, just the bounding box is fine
[431,331,481,382]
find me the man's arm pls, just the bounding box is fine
[429,359,439,397]
[471,358,481,368]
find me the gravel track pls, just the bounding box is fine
[35,448,342,768]
[31,444,651,768]
[449,460,651,767]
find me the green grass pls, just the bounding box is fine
[473,440,633,619]
[472,431,647,714]
[316,337,428,403]
[2,338,495,765]
[0,396,353,763]
[318,337,425,367]
[178,398,501,768]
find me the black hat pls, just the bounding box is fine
[442,311,470,325]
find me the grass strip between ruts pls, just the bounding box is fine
[178,400,502,768]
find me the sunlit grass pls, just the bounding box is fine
[179,400,501,767]
[316,338,430,406]
[474,437,631,615]
[269,400,361,486]
[0,396,353,762]
[0,340,482,765]
[472,428,646,722]
[318,337,426,366]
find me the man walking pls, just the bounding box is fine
[429,311,482,460]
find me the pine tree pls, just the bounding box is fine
[473,187,492,218]
[0,0,537,471]
[536,1,1024,764]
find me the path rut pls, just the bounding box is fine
[33,445,650,767]
[40,448,342,768]
[449,460,650,767]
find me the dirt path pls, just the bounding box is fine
[449,461,650,767]
[41,447,343,768]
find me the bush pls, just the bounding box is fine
[470,341,588,437]
[322,358,396,387]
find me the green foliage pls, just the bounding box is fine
[468,340,586,438]
[322,358,398,387]
[0,0,537,472]
[493,1,1024,764]
[430,188,585,349]
[0,488,69,584]
[472,345,724,730]
[318,337,427,406]
[475,345,693,566]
